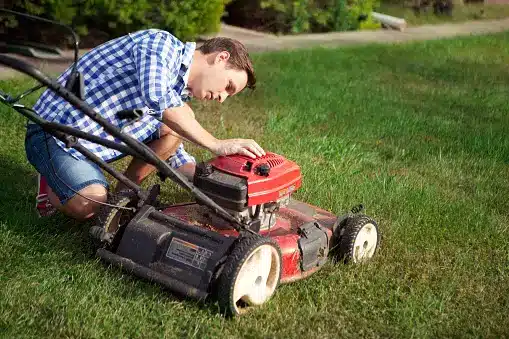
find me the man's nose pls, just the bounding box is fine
[218,91,229,103]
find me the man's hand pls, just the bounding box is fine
[210,139,266,159]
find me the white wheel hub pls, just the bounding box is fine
[232,244,280,312]
[352,223,378,263]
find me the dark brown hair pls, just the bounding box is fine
[198,37,256,90]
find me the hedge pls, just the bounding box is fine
[224,0,381,35]
[0,0,231,48]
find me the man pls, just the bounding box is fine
[25,29,265,220]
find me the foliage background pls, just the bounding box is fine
[1,0,232,47]
[224,0,381,35]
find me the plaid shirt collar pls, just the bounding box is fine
[180,42,195,101]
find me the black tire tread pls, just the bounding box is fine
[216,235,282,317]
[95,189,138,233]
[338,215,380,264]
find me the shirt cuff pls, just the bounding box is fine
[157,89,184,115]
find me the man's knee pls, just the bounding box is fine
[60,184,108,220]
[178,163,196,181]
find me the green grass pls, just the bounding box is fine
[378,3,509,25]
[1,32,509,338]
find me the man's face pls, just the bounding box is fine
[190,51,248,103]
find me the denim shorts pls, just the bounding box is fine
[24,123,160,205]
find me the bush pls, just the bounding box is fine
[0,0,231,48]
[224,0,381,35]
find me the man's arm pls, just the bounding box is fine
[162,104,216,150]
[162,104,265,159]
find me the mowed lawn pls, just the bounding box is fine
[1,32,509,338]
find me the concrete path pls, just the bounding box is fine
[208,18,509,51]
[1,18,509,80]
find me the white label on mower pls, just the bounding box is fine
[166,238,213,270]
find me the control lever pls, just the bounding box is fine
[65,71,85,100]
[116,109,144,120]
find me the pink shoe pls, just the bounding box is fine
[36,174,57,217]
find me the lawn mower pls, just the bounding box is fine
[0,9,381,316]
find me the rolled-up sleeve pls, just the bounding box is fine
[132,32,183,115]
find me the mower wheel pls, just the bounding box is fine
[216,235,282,317]
[95,190,139,240]
[335,215,380,264]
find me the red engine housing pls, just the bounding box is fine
[162,152,337,284]
[207,152,302,206]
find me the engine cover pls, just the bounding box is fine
[193,152,302,210]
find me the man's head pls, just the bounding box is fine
[187,37,256,103]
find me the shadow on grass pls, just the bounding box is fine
[0,155,224,314]
[0,154,102,260]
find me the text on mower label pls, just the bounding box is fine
[166,238,213,270]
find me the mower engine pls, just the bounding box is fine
[193,152,302,231]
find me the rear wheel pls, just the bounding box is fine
[92,190,139,249]
[216,235,282,317]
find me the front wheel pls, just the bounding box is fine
[215,235,282,317]
[334,215,380,264]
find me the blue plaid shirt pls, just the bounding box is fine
[32,29,196,167]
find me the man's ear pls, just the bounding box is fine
[215,51,230,64]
